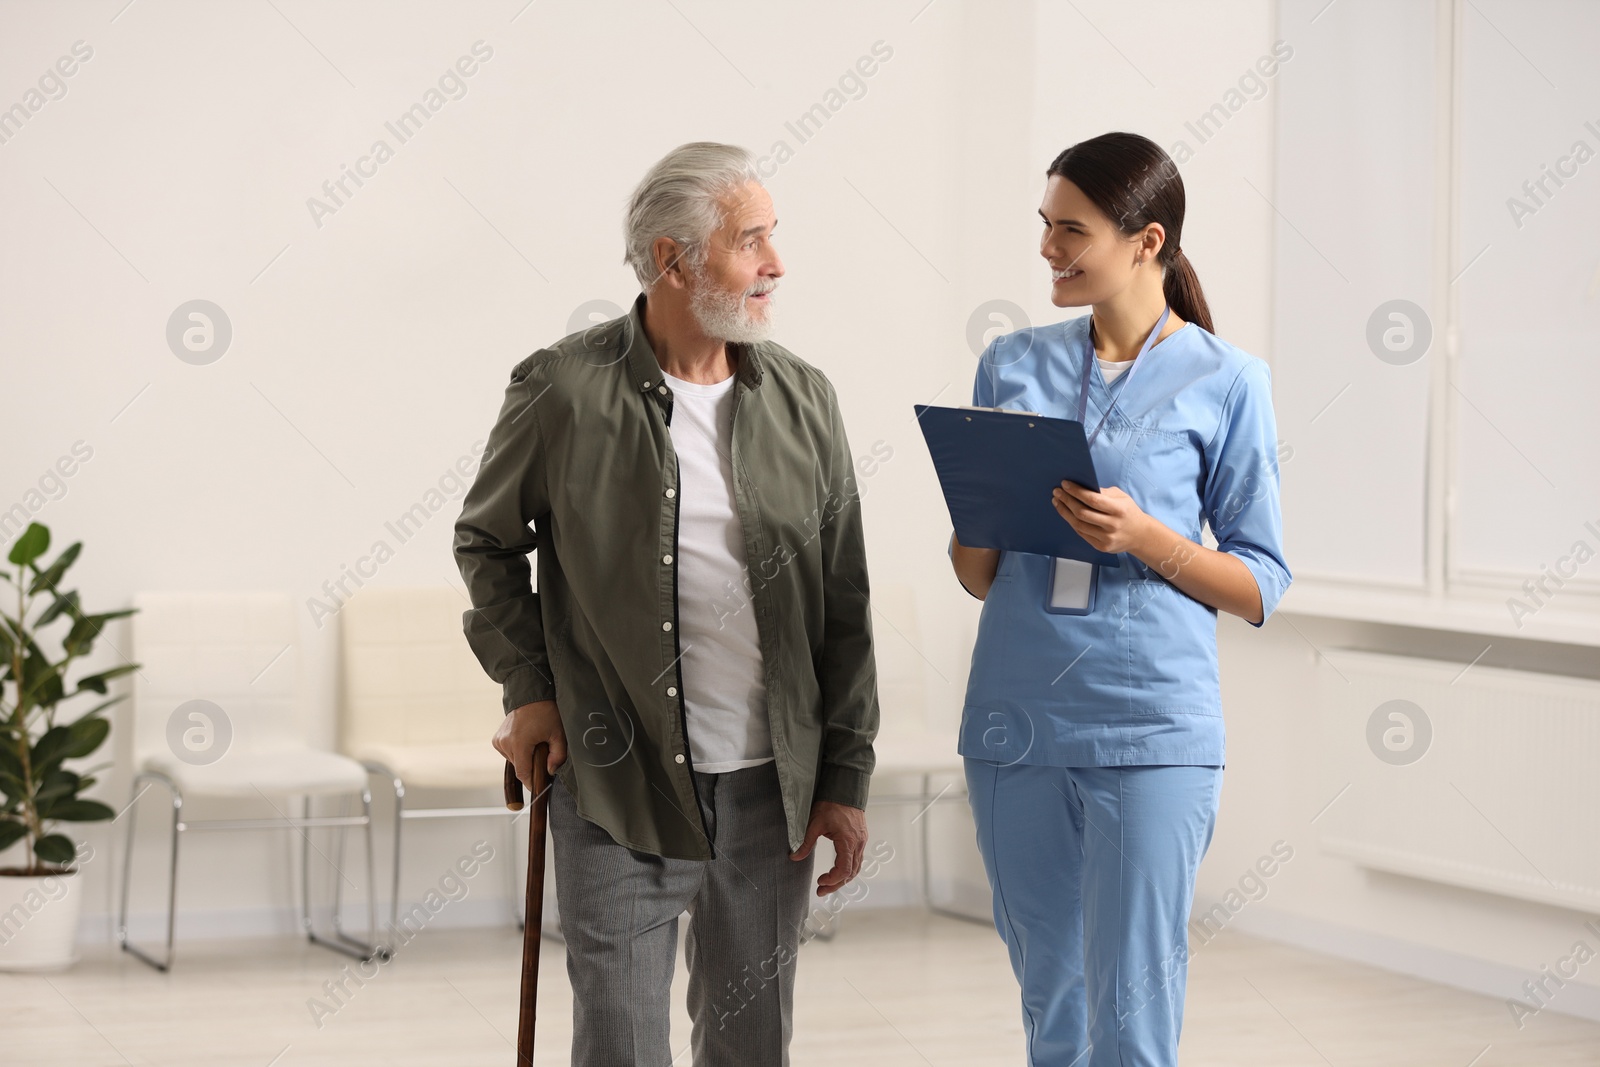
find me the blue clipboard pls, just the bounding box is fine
[915,403,1121,567]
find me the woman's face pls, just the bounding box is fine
[1038,174,1151,308]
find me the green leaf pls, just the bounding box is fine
[0,757,22,785]
[18,632,65,709]
[0,739,22,782]
[63,614,100,657]
[72,662,138,695]
[7,524,49,568]
[62,714,109,759]
[27,542,82,597]
[30,725,72,774]
[31,715,109,775]
[32,768,81,806]
[39,798,113,822]
[33,833,74,865]
[0,818,27,853]
[75,695,127,719]
[31,675,64,711]
[63,611,134,659]
[35,589,81,628]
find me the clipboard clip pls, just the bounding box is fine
[959,405,1043,416]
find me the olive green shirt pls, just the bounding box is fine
[453,293,879,860]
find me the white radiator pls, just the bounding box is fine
[1316,648,1600,912]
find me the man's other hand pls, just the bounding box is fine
[789,800,868,896]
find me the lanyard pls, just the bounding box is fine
[1076,305,1171,446]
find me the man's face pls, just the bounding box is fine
[686,181,784,343]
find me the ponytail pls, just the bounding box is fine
[1162,247,1213,334]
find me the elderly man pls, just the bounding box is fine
[453,141,879,1066]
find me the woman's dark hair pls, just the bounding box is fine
[1047,132,1214,334]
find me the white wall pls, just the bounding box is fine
[1209,615,1600,1021]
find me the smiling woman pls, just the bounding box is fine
[950,130,1290,1067]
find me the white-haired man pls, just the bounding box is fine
[454,142,879,1065]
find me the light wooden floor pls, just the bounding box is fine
[5,909,1600,1065]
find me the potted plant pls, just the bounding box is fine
[0,522,137,970]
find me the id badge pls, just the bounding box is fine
[1045,556,1098,615]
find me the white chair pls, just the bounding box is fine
[339,586,555,937]
[839,581,979,930]
[116,591,386,970]
[871,732,975,922]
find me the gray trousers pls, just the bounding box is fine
[549,761,814,1067]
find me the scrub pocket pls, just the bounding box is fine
[1119,576,1220,705]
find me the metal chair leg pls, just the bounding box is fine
[298,794,316,943]
[921,772,934,905]
[300,792,387,963]
[358,761,559,944]
[116,771,183,972]
[330,788,386,958]
[359,760,404,939]
[506,806,524,931]
[361,788,381,957]
[919,771,989,926]
[330,791,349,930]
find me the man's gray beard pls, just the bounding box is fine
[687,262,776,344]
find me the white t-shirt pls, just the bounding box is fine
[661,368,773,773]
[1098,356,1133,384]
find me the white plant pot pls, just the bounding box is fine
[0,868,84,971]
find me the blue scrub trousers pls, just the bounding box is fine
[965,758,1223,1067]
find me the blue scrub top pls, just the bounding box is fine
[955,313,1292,769]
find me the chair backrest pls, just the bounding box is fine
[338,586,504,752]
[870,581,929,730]
[130,590,304,766]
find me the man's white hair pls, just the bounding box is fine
[623,142,762,291]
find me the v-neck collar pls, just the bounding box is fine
[1086,319,1192,393]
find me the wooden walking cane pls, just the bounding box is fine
[502,742,551,1067]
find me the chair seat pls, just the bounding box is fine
[351,741,504,790]
[143,747,369,797]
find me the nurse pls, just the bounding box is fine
[949,131,1291,1066]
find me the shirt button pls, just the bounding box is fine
[663,554,673,564]
[674,754,685,764]
[640,380,651,389]
[665,487,676,498]
[666,686,678,697]
[662,621,673,631]
[657,385,668,395]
